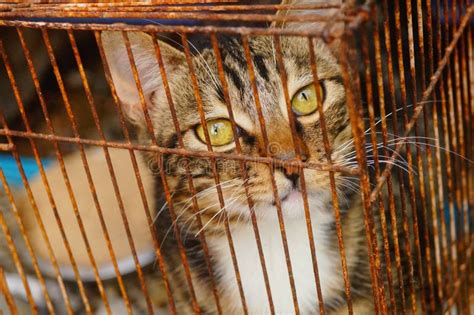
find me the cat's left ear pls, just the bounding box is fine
[101,31,185,124]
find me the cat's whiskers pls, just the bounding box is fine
[158,179,245,248]
[180,182,251,237]
[339,153,414,174]
[195,188,251,237]
[153,178,240,224]
[332,100,442,156]
[153,192,176,223]
[176,178,243,209]
[161,178,254,246]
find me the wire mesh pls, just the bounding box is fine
[0,1,472,314]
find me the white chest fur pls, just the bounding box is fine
[209,204,345,314]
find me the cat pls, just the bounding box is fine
[100,1,381,314]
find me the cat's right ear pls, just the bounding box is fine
[101,31,184,124]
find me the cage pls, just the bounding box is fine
[0,0,472,314]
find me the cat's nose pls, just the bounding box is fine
[281,167,300,187]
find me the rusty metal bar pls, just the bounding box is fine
[338,34,384,315]
[151,33,221,314]
[417,0,439,310]
[8,3,341,12]
[432,0,452,303]
[442,2,461,307]
[359,23,396,314]
[0,169,56,315]
[273,34,328,314]
[455,0,472,307]
[0,143,13,151]
[120,30,199,314]
[449,1,471,311]
[404,0,428,311]
[0,20,343,38]
[442,242,473,313]
[0,204,38,315]
[209,32,276,314]
[241,34,300,315]
[0,266,17,315]
[379,1,408,310]
[461,0,472,309]
[460,0,473,309]
[180,32,248,314]
[153,29,226,313]
[0,10,353,23]
[94,30,177,314]
[392,0,420,310]
[457,1,472,310]
[307,36,352,315]
[0,128,358,175]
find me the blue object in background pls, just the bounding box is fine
[0,154,53,188]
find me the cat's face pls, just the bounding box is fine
[102,31,354,230]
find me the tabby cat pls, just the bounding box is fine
[100,1,379,314]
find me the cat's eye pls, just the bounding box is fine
[195,119,234,146]
[291,83,323,116]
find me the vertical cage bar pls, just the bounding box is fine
[120,31,201,314]
[180,32,249,315]
[469,1,474,212]
[0,194,38,314]
[460,0,473,309]
[0,169,55,315]
[0,266,18,315]
[338,34,385,315]
[152,33,228,313]
[444,0,462,308]
[405,0,429,311]
[241,34,300,315]
[392,1,421,311]
[359,25,396,314]
[441,0,461,304]
[458,15,471,315]
[152,32,222,314]
[412,0,437,308]
[416,0,439,310]
[449,7,469,309]
[380,1,408,310]
[273,34,329,314]
[433,0,453,302]
[307,37,354,314]
[209,32,276,315]
[451,1,469,310]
